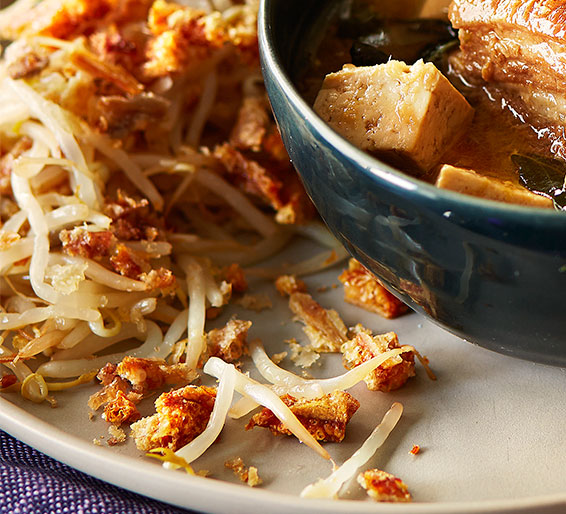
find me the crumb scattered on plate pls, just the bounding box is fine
[270,351,287,364]
[225,457,262,487]
[357,469,412,502]
[287,339,320,368]
[107,425,127,446]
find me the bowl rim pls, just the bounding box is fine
[258,0,566,227]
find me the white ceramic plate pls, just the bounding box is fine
[1,238,565,514]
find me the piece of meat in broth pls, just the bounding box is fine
[449,0,566,126]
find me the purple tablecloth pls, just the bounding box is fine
[0,431,196,513]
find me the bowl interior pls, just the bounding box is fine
[260,0,566,367]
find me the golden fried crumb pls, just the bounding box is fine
[131,385,216,452]
[225,457,262,487]
[214,141,314,225]
[341,325,415,392]
[89,357,197,426]
[230,96,269,151]
[107,425,127,446]
[275,274,307,296]
[409,445,420,455]
[207,319,251,362]
[357,469,412,502]
[289,292,347,352]
[235,293,272,312]
[339,259,409,319]
[270,351,287,364]
[143,0,258,78]
[220,263,247,293]
[287,340,319,368]
[103,390,140,425]
[93,438,102,446]
[88,411,95,421]
[246,391,359,443]
[117,356,196,390]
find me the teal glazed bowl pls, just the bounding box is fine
[259,0,566,366]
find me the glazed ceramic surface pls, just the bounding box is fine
[259,0,566,366]
[1,238,566,513]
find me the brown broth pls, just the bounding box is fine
[300,6,558,189]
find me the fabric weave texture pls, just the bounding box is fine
[0,431,196,514]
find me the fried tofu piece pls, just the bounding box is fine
[339,259,410,319]
[246,391,359,443]
[357,469,412,502]
[206,319,251,363]
[436,164,553,207]
[131,385,216,451]
[341,325,415,392]
[314,60,473,171]
[289,292,347,352]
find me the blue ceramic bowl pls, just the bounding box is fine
[259,0,566,366]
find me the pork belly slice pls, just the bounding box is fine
[449,0,566,125]
[436,164,553,207]
[314,60,473,172]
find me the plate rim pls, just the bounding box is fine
[1,395,565,514]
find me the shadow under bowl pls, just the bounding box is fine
[258,0,566,366]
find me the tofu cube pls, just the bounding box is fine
[313,60,473,171]
[436,164,553,207]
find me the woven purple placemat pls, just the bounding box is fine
[0,431,197,514]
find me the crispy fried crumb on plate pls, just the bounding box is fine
[357,469,412,502]
[107,424,127,446]
[341,325,416,392]
[409,444,421,455]
[287,339,320,368]
[225,457,262,487]
[246,390,359,443]
[339,259,409,319]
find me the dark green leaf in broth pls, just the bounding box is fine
[421,39,459,68]
[511,153,566,211]
[552,189,566,210]
[342,16,458,67]
[350,42,390,66]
